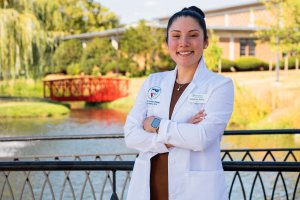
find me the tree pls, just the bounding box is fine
[0,8,48,80]
[257,0,300,57]
[120,20,165,75]
[80,38,117,75]
[0,0,119,80]
[51,39,83,73]
[204,30,223,71]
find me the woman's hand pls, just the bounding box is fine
[143,116,157,133]
[143,110,206,148]
[187,109,206,124]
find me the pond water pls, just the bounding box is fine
[0,108,299,199]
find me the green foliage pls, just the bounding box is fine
[120,21,165,74]
[80,38,117,75]
[0,79,43,97]
[279,56,300,69]
[118,57,141,77]
[204,31,222,71]
[228,84,271,129]
[235,57,268,71]
[66,63,81,75]
[52,39,83,72]
[257,0,300,55]
[221,59,236,72]
[0,0,119,81]
[0,9,48,80]
[154,51,176,71]
[0,102,70,118]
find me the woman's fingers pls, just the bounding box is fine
[188,110,206,124]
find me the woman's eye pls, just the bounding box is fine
[172,35,180,38]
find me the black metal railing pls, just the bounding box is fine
[0,160,299,200]
[0,129,300,200]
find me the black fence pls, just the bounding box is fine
[0,129,299,200]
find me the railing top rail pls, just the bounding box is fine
[0,161,299,172]
[0,153,138,160]
[1,129,300,142]
[223,129,300,135]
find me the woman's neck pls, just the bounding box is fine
[176,64,198,84]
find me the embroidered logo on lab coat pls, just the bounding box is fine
[147,86,161,105]
[148,86,161,99]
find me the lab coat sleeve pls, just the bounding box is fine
[124,76,169,153]
[157,78,234,151]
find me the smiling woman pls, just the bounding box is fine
[124,6,234,200]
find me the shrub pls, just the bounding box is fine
[220,59,236,72]
[66,63,81,75]
[81,38,117,75]
[52,39,83,71]
[279,56,300,69]
[235,57,268,71]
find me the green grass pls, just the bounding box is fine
[0,102,70,118]
[0,79,43,98]
[87,95,136,113]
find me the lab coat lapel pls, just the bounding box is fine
[159,68,177,119]
[171,58,208,120]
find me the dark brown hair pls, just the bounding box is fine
[166,6,207,43]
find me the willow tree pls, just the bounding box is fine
[0,0,119,80]
[0,9,48,80]
[0,0,58,80]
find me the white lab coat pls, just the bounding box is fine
[124,58,234,200]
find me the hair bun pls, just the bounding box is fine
[182,6,205,18]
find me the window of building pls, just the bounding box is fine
[240,39,256,56]
[249,39,256,56]
[240,39,247,56]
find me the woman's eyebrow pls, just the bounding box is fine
[189,29,200,32]
[170,29,200,33]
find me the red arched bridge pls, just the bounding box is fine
[43,76,129,102]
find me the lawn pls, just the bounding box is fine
[0,102,70,118]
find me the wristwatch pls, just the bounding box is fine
[151,117,161,132]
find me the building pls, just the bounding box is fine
[63,1,277,63]
[156,1,277,63]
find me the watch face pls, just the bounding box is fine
[151,118,161,129]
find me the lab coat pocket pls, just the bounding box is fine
[126,157,150,200]
[184,170,228,200]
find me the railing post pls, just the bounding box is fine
[110,170,119,200]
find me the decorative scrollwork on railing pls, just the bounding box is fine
[43,77,129,102]
[0,152,299,200]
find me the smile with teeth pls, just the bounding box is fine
[177,51,193,55]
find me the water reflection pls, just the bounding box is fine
[0,108,135,157]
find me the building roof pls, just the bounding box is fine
[62,0,263,41]
[155,1,261,21]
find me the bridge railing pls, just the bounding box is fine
[43,76,129,102]
[0,129,300,200]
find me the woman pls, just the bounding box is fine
[124,6,234,200]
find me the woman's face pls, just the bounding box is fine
[167,16,208,69]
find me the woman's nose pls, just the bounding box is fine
[179,36,190,47]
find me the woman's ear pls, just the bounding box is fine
[204,39,209,49]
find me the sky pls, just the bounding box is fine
[99,0,257,24]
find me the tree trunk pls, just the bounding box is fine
[284,55,289,72]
